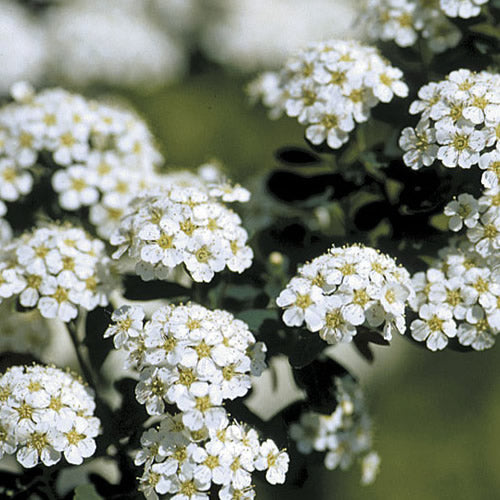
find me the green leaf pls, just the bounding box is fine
[348,191,384,219]
[368,218,392,246]
[289,330,326,369]
[469,23,500,39]
[74,484,103,500]
[224,284,263,301]
[235,309,279,331]
[385,179,404,204]
[85,306,114,373]
[429,213,449,232]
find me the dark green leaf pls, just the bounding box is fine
[224,284,262,301]
[235,309,278,331]
[292,358,348,414]
[123,275,190,301]
[275,146,322,166]
[289,330,326,369]
[85,306,114,372]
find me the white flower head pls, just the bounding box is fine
[0,364,100,468]
[277,244,414,345]
[249,39,408,150]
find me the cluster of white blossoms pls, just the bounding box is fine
[110,182,252,283]
[202,0,361,71]
[399,69,500,171]
[45,0,186,88]
[105,303,285,498]
[444,187,499,259]
[361,0,462,52]
[0,83,162,239]
[136,412,289,500]
[104,303,268,426]
[0,364,100,468]
[409,240,499,350]
[439,0,490,18]
[276,244,415,344]
[290,376,380,485]
[0,224,115,322]
[0,300,51,358]
[0,1,48,94]
[249,40,408,150]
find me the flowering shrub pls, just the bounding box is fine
[0,1,499,499]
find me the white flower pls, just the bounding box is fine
[466,210,500,257]
[104,305,145,349]
[276,277,325,331]
[444,193,480,231]
[16,420,61,468]
[361,452,381,485]
[52,166,99,210]
[365,66,408,103]
[399,122,439,170]
[254,439,289,485]
[437,125,486,168]
[410,303,457,351]
[0,158,33,202]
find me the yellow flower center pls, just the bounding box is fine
[52,287,69,303]
[353,289,370,307]
[29,432,49,453]
[452,134,469,151]
[295,294,312,309]
[325,309,343,329]
[157,233,174,249]
[66,428,85,445]
[427,315,443,332]
[195,395,212,412]
[195,245,212,263]
[445,290,461,306]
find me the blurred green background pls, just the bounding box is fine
[122,70,500,500]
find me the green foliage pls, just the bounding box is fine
[74,484,104,500]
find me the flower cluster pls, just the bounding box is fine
[202,0,360,71]
[46,0,186,88]
[136,413,288,500]
[0,84,162,239]
[400,69,500,171]
[290,375,380,485]
[0,364,100,468]
[0,300,51,358]
[440,0,489,18]
[248,39,408,150]
[0,1,47,94]
[409,240,499,351]
[0,224,116,322]
[110,182,253,283]
[361,0,462,53]
[444,189,499,259]
[104,303,267,427]
[276,244,415,344]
